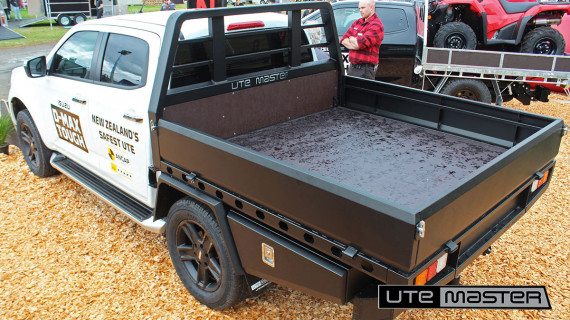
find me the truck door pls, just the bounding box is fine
[87,29,160,206]
[44,31,101,173]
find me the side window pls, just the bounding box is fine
[303,15,325,45]
[377,8,408,34]
[52,31,99,79]
[171,30,313,88]
[334,7,409,36]
[100,34,149,87]
[335,8,361,37]
[225,31,313,78]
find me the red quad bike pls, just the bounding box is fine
[428,0,570,54]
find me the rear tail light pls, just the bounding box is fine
[531,170,549,192]
[227,21,265,31]
[415,253,448,285]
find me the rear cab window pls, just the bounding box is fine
[171,16,315,89]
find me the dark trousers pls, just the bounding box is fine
[348,63,378,80]
[97,9,103,19]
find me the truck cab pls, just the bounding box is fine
[10,10,314,209]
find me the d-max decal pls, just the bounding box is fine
[51,105,89,153]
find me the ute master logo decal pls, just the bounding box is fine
[51,105,88,152]
[231,71,289,90]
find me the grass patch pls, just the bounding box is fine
[0,24,69,48]
[1,8,69,48]
[0,115,15,146]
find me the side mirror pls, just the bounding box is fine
[24,56,47,78]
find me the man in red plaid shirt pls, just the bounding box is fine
[340,0,384,79]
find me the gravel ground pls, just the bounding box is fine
[1,94,569,320]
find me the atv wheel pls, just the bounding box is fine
[440,79,492,104]
[433,22,477,50]
[521,27,565,55]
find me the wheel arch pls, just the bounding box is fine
[515,15,536,45]
[433,4,485,46]
[156,174,246,275]
[10,96,59,152]
[458,4,486,44]
[9,97,27,121]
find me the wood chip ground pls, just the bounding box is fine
[1,94,569,320]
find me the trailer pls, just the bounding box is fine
[26,0,90,26]
[418,0,570,105]
[304,0,570,105]
[25,0,127,26]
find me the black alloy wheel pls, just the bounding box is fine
[16,110,57,177]
[176,220,223,292]
[166,199,248,310]
[20,121,39,168]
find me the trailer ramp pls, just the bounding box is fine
[0,26,24,41]
[18,17,49,27]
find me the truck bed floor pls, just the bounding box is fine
[228,107,506,209]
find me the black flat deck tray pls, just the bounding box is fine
[228,107,506,210]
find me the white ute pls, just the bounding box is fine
[7,10,299,232]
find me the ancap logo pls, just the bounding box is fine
[108,148,115,160]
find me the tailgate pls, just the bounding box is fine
[413,120,564,281]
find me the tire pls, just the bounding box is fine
[57,15,72,27]
[166,199,248,310]
[521,27,565,55]
[16,110,58,178]
[440,79,492,103]
[73,14,87,24]
[433,22,477,50]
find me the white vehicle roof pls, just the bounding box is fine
[79,10,290,39]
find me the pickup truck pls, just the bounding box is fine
[7,3,565,319]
